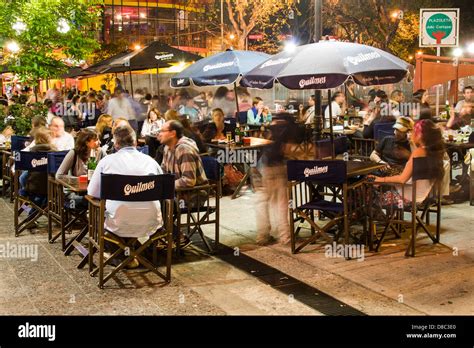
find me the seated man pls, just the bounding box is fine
[324,91,345,127]
[447,101,472,130]
[158,120,207,189]
[370,116,413,175]
[87,125,163,267]
[25,117,74,151]
[158,120,208,246]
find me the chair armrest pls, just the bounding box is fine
[85,195,101,207]
[175,183,213,193]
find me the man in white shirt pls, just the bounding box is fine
[24,117,74,151]
[106,89,136,122]
[87,125,163,239]
[324,91,345,128]
[455,86,473,113]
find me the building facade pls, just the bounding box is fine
[102,0,213,55]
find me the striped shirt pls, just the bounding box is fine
[161,136,208,188]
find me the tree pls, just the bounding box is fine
[0,0,102,85]
[206,0,298,52]
[320,0,453,60]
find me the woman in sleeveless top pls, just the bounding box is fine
[371,119,445,205]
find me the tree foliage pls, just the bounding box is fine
[0,0,102,84]
[320,0,454,60]
[206,0,298,52]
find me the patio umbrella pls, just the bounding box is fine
[170,49,270,113]
[241,41,411,158]
[104,41,201,97]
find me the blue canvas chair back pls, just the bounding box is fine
[137,145,149,155]
[413,157,439,181]
[11,135,30,153]
[374,122,395,141]
[237,111,247,125]
[287,160,347,185]
[100,173,175,201]
[47,151,69,175]
[15,151,49,172]
[201,156,220,181]
[315,136,348,159]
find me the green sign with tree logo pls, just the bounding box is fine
[420,8,459,47]
[426,13,453,44]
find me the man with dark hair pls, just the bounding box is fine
[158,120,207,189]
[455,86,473,113]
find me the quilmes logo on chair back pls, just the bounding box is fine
[287,160,347,184]
[304,165,328,177]
[124,180,155,196]
[31,157,48,168]
[16,151,49,172]
[100,174,175,202]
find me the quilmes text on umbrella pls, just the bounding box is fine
[216,148,258,167]
[344,51,381,66]
[260,57,292,69]
[299,76,327,88]
[203,61,236,72]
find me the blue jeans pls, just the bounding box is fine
[19,171,47,217]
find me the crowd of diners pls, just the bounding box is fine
[0,80,472,253]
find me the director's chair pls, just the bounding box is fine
[86,173,175,289]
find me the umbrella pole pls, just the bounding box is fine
[129,67,134,98]
[313,89,322,159]
[233,82,240,117]
[156,65,160,96]
[327,89,335,160]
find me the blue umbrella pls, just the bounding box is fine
[170,49,270,114]
[241,41,411,158]
[170,49,270,88]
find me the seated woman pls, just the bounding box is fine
[95,114,113,147]
[412,89,432,120]
[141,108,165,138]
[371,119,445,205]
[180,115,207,153]
[20,127,57,222]
[56,128,101,210]
[0,125,14,144]
[202,108,234,143]
[247,97,272,125]
[56,128,101,178]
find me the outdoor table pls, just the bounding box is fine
[207,137,273,199]
[445,141,474,183]
[322,126,363,136]
[55,175,89,267]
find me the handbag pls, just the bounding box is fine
[223,164,244,188]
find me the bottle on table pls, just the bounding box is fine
[87,149,97,182]
[344,111,349,128]
[443,100,451,120]
[235,123,242,145]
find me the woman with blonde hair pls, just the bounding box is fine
[95,114,113,146]
[164,109,179,121]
